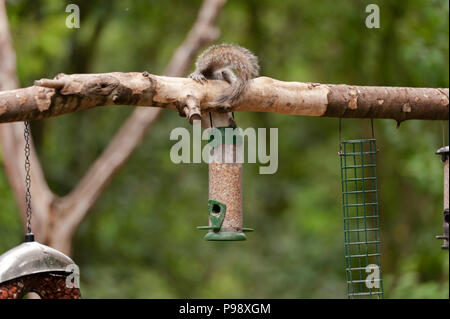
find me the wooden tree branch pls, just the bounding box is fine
[47,0,227,251]
[0,73,448,123]
[0,0,448,258]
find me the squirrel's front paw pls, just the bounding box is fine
[189,72,207,84]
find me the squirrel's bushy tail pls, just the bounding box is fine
[211,44,259,105]
[191,43,259,105]
[216,78,246,104]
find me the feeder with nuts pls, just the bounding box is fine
[0,234,81,299]
[0,122,81,299]
[436,145,449,250]
[197,113,254,241]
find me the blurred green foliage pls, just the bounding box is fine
[0,0,448,298]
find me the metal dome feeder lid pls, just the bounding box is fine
[0,241,76,284]
[436,145,449,162]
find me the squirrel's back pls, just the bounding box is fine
[195,44,259,80]
[191,44,259,104]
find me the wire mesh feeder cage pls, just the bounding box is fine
[0,236,81,299]
[339,139,384,299]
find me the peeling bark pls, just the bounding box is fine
[325,85,449,122]
[0,74,447,123]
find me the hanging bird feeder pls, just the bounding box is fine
[0,234,81,299]
[0,122,81,299]
[338,119,384,299]
[435,145,449,250]
[197,114,253,241]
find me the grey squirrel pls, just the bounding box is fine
[189,44,259,106]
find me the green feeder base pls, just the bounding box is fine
[204,231,247,241]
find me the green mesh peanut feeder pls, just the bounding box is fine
[339,138,384,298]
[198,126,253,241]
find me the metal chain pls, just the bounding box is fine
[442,120,447,147]
[371,118,375,139]
[209,112,214,128]
[338,117,343,155]
[24,121,32,234]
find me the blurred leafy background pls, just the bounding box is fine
[0,0,448,298]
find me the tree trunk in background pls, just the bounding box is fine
[0,0,226,255]
[0,0,54,242]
